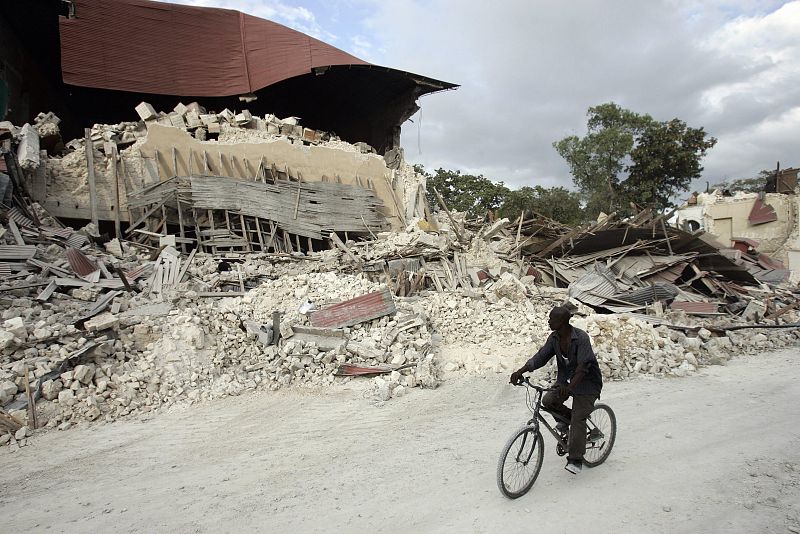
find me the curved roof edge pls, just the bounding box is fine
[59,0,456,97]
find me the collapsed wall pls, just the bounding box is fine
[30,104,431,235]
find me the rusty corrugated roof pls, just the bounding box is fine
[670,301,720,314]
[66,247,99,277]
[60,0,367,97]
[311,288,396,328]
[748,198,778,225]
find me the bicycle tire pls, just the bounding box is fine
[583,403,616,468]
[496,425,544,499]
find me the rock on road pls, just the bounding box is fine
[1,348,799,533]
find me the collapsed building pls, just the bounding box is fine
[2,0,455,241]
[675,167,800,276]
[1,0,799,452]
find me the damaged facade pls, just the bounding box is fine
[675,174,800,276]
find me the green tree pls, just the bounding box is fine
[499,186,584,225]
[424,168,510,218]
[554,102,716,218]
[711,170,772,193]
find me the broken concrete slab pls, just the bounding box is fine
[84,312,119,332]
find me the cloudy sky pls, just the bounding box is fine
[164,0,800,193]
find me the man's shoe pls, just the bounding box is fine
[588,428,604,442]
[565,460,582,475]
[556,421,569,434]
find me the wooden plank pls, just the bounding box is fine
[330,232,360,264]
[35,280,58,301]
[384,175,407,226]
[111,145,122,240]
[23,363,38,430]
[240,213,251,252]
[254,217,266,250]
[176,247,197,284]
[125,198,168,235]
[176,198,187,253]
[84,128,99,226]
[208,210,217,255]
[293,178,301,220]
[7,219,25,245]
[432,187,464,242]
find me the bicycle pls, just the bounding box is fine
[496,377,617,499]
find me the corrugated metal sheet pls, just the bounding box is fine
[566,264,619,306]
[65,247,99,277]
[8,207,35,228]
[643,263,686,284]
[60,0,368,97]
[757,253,785,270]
[748,198,778,225]
[40,226,75,240]
[66,233,90,248]
[611,283,679,306]
[670,301,720,314]
[311,288,396,328]
[0,245,37,260]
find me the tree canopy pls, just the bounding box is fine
[420,166,585,225]
[554,102,716,218]
[711,170,772,193]
[498,186,584,225]
[424,168,510,219]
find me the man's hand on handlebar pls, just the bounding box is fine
[509,369,525,385]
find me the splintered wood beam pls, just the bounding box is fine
[111,145,122,240]
[176,197,187,253]
[84,128,99,226]
[330,232,360,265]
[433,187,464,242]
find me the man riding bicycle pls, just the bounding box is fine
[510,306,603,474]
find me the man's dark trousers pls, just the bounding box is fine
[542,390,597,462]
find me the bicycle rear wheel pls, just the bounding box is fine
[583,403,616,467]
[496,426,544,499]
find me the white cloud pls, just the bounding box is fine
[143,0,800,191]
[162,0,337,42]
[356,0,800,189]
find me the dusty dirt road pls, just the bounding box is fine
[2,347,799,533]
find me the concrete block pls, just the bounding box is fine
[84,312,119,332]
[168,112,186,129]
[302,128,321,143]
[135,102,157,121]
[3,317,27,341]
[235,110,252,124]
[218,109,235,122]
[173,102,189,116]
[185,111,202,129]
[199,114,219,126]
[186,102,206,115]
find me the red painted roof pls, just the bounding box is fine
[748,198,778,225]
[59,0,369,97]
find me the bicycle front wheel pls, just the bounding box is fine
[496,426,544,499]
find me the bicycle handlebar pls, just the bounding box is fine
[514,376,557,392]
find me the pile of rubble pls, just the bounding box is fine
[1,104,799,452]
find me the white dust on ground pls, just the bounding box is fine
[0,347,798,533]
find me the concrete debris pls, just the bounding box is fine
[17,123,41,171]
[0,103,799,452]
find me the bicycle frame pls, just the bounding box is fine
[524,384,569,450]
